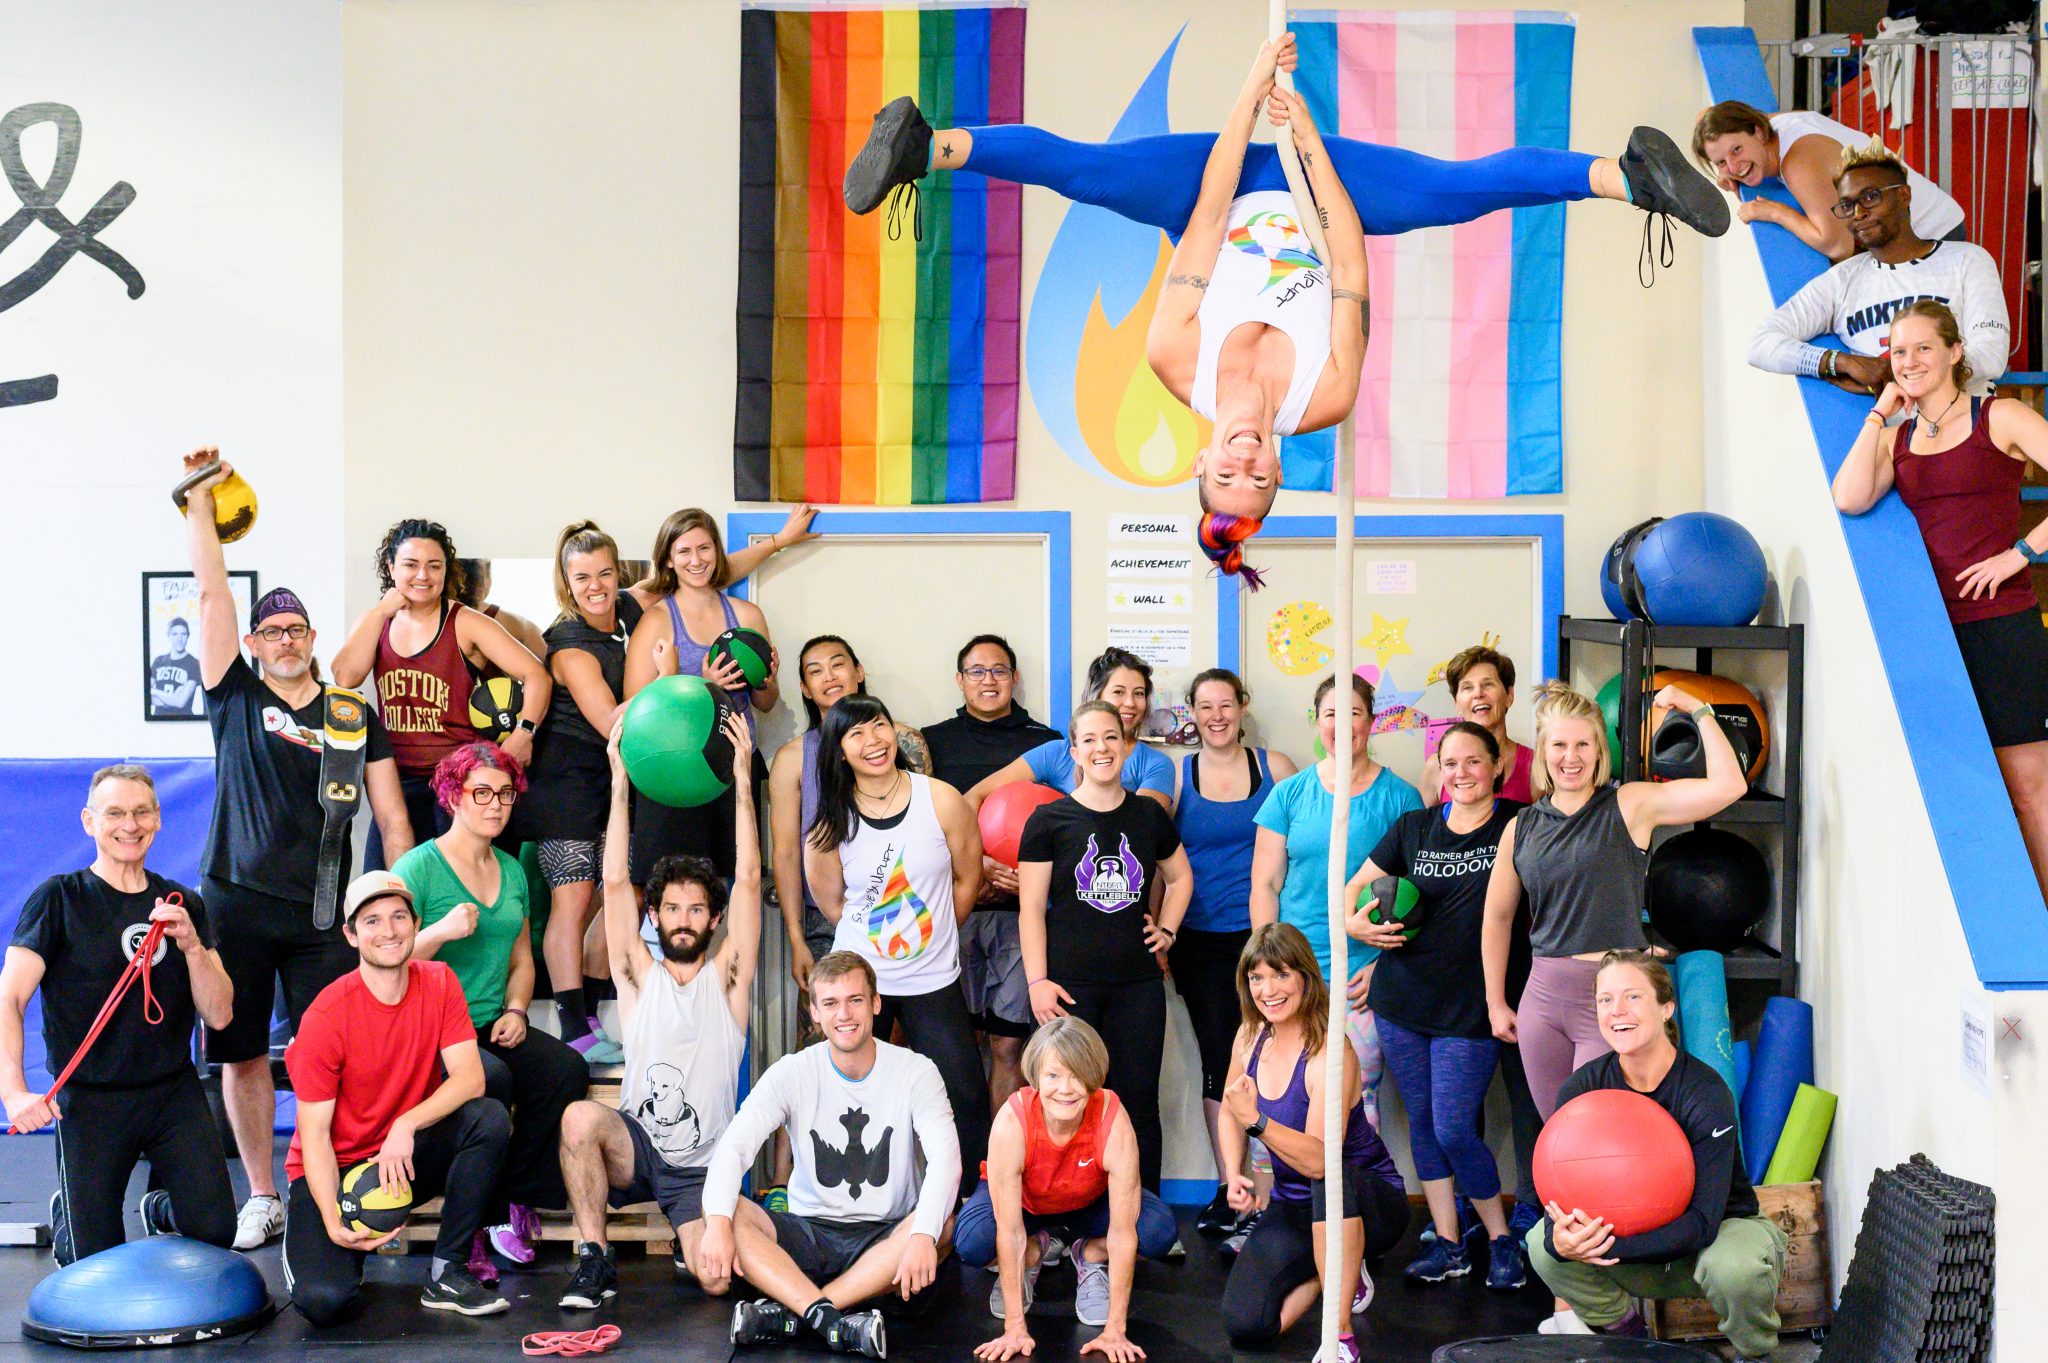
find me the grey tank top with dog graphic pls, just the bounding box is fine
[617,959,746,1169]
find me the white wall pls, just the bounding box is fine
[0,0,342,757]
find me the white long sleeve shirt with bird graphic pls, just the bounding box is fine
[702,1039,961,1240]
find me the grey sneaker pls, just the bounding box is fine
[138,1188,177,1237]
[420,1263,509,1315]
[987,1230,1046,1318]
[232,1194,284,1250]
[826,1308,888,1359]
[1072,1241,1110,1328]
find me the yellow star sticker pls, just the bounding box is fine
[1170,591,1187,609]
[1359,612,1412,671]
[1113,591,1129,607]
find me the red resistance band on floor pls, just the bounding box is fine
[7,896,175,1134]
[522,1325,622,1356]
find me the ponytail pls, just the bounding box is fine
[1199,513,1266,591]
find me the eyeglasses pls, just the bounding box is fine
[962,666,1014,682]
[466,786,519,807]
[1830,184,1907,219]
[253,624,311,642]
[97,805,161,824]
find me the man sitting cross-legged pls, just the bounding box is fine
[701,952,962,1359]
[556,711,761,1308]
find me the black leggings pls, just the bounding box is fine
[1221,1169,1409,1348]
[1496,1036,1542,1207]
[1063,977,1166,1191]
[283,1096,511,1326]
[53,1070,235,1265]
[1169,928,1249,1103]
[875,979,991,1183]
[480,1029,590,1213]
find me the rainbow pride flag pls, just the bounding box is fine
[735,1,1025,505]
[1283,9,1572,498]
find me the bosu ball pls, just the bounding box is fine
[24,1237,274,1348]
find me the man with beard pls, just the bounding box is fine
[555,711,761,1309]
[178,448,416,1250]
[1747,144,2007,396]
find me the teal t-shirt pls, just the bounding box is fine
[392,841,529,1027]
[1023,738,1176,798]
[1253,764,1423,976]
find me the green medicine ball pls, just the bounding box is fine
[1593,672,1625,765]
[708,627,773,689]
[337,1159,412,1235]
[1364,874,1426,939]
[620,674,735,808]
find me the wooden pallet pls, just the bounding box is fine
[1646,1181,1833,1342]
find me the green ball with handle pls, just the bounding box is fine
[1362,874,1426,939]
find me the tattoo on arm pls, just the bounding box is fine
[1318,207,1330,231]
[940,140,952,161]
[1332,288,1366,304]
[1167,273,1209,290]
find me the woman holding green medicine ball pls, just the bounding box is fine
[1344,721,1528,1288]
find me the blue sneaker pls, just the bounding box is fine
[1402,1235,1471,1285]
[1420,1195,1485,1247]
[1484,1233,1527,1290]
[1508,1199,1543,1239]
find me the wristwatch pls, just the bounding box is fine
[515,717,539,735]
[2016,539,2048,566]
[1246,1114,1269,1139]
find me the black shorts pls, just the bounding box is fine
[1954,608,2048,748]
[612,1111,709,1229]
[763,1209,897,1282]
[201,877,354,1064]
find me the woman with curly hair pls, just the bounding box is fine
[392,741,589,1283]
[334,519,552,867]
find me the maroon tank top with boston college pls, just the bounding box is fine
[376,603,483,775]
[1891,398,2032,625]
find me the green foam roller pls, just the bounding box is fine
[1761,1082,1837,1186]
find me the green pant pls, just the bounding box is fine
[1525,1215,1789,1359]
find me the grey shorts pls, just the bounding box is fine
[763,1209,897,1282]
[538,835,605,890]
[613,1110,709,1229]
[959,909,1032,1038]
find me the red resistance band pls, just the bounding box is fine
[522,1325,622,1356]
[8,895,175,1133]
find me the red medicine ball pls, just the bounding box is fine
[978,783,1063,869]
[1533,1089,1695,1237]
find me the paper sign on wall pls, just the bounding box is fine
[1107,514,1190,543]
[1367,560,1416,595]
[1108,624,1191,668]
[1961,992,1993,1097]
[1106,550,1193,578]
[1109,583,1190,614]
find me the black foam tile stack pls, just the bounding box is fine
[1821,1153,1994,1363]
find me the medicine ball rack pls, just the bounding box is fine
[1557,616,1805,997]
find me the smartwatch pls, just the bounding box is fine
[1246,1114,1269,1139]
[516,717,539,735]
[2016,539,2048,566]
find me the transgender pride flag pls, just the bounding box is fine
[1284,10,1572,498]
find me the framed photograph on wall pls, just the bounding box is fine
[143,570,255,721]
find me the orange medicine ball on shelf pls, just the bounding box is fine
[1648,669,1769,784]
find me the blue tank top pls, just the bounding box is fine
[1249,1028,1397,1202]
[664,591,754,731]
[1174,748,1272,933]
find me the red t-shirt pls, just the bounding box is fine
[980,1087,1121,1215]
[284,961,476,1182]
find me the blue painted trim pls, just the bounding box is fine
[726,511,1074,719]
[1215,514,1565,682]
[2002,372,2048,386]
[1696,27,2048,991]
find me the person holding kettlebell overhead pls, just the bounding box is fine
[1345,721,1525,1288]
[1481,682,1747,1125]
[624,509,778,883]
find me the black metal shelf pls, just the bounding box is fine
[1558,616,1805,998]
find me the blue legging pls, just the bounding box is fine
[1376,1017,1502,1197]
[953,1179,1180,1267]
[959,125,1596,240]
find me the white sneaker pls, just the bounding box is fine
[1538,1308,1593,1335]
[233,1194,285,1250]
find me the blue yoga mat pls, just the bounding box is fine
[1740,996,1815,1185]
[1733,1039,1753,1104]
[1674,951,1739,1115]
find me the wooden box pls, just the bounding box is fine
[1647,1181,1833,1342]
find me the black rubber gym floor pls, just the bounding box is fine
[0,1139,1561,1361]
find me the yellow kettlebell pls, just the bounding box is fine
[171,461,259,543]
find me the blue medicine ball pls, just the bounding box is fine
[1600,518,1662,621]
[25,1237,274,1348]
[1625,513,1768,627]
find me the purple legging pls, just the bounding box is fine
[1517,955,1610,1120]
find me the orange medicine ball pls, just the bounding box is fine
[1648,669,1769,784]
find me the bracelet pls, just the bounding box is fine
[1690,704,1716,724]
[2018,538,2048,566]
[503,1007,528,1019]
[1823,350,1837,379]
[1027,977,1048,988]
[1865,409,1885,425]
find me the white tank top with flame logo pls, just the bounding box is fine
[832,774,962,995]
[1190,190,1332,438]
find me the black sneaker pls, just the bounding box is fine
[1218,1208,1261,1261]
[843,96,933,216]
[49,1190,71,1267]
[138,1188,177,1237]
[732,1298,801,1346]
[1619,126,1730,238]
[1196,1187,1235,1235]
[559,1243,619,1310]
[420,1263,509,1316]
[825,1308,888,1359]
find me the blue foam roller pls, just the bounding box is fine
[1673,951,1739,1113]
[1732,1039,1753,1103]
[24,1236,273,1347]
[1739,996,1815,1186]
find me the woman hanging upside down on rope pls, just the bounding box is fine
[845,35,1727,584]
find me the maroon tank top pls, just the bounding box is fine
[376,602,482,775]
[1891,398,2032,625]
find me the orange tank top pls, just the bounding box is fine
[981,1087,1121,1215]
